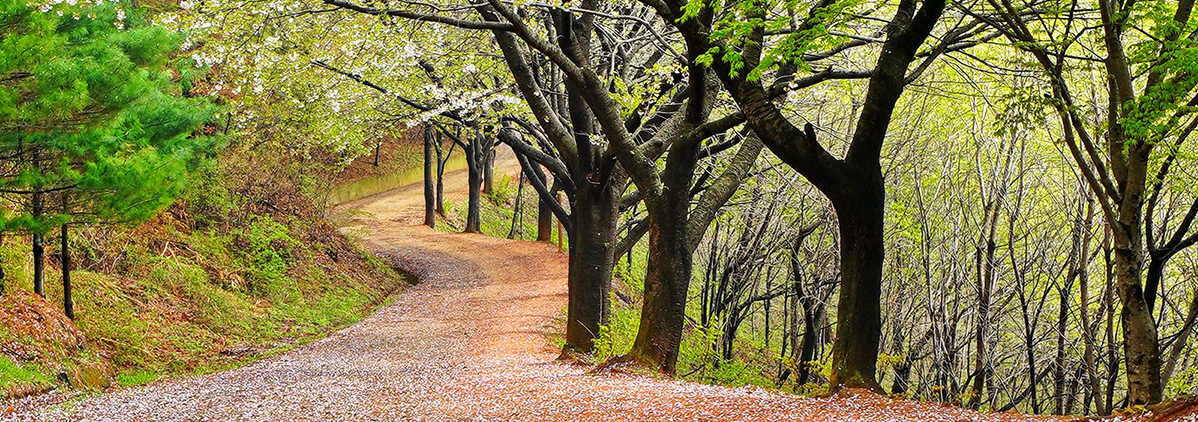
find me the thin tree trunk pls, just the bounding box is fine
[32,195,44,297]
[423,127,436,228]
[1078,200,1106,415]
[435,131,446,215]
[1103,237,1118,414]
[0,234,5,295]
[528,162,553,242]
[61,221,72,320]
[1054,283,1070,414]
[507,171,525,239]
[483,147,495,196]
[31,145,44,297]
[464,133,483,233]
[1162,291,1198,385]
[971,200,1000,408]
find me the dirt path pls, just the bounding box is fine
[6,152,1069,421]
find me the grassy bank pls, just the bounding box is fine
[0,154,409,400]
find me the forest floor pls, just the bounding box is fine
[3,153,1173,421]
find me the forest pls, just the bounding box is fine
[2,0,1198,419]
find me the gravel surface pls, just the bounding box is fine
[4,154,1077,421]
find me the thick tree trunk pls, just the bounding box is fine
[622,132,700,375]
[827,168,885,390]
[562,180,618,354]
[1114,244,1163,404]
[624,200,691,373]
[423,128,436,228]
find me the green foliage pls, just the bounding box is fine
[1166,365,1198,397]
[0,0,217,234]
[591,299,642,361]
[488,174,516,205]
[242,215,300,301]
[693,0,859,81]
[114,369,160,387]
[0,355,51,395]
[0,239,29,293]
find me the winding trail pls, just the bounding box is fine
[6,154,1068,421]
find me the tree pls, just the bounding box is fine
[0,0,215,314]
[678,0,949,389]
[980,0,1198,404]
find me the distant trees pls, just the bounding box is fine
[981,0,1198,405]
[165,0,1198,414]
[0,0,214,316]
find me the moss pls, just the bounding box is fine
[114,369,160,387]
[0,355,52,398]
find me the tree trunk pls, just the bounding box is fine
[827,168,885,390]
[797,296,823,386]
[435,131,446,215]
[61,222,72,320]
[483,147,495,196]
[1114,244,1163,404]
[464,134,483,234]
[537,196,553,241]
[0,234,5,295]
[624,199,691,373]
[1103,241,1118,414]
[791,237,824,387]
[971,204,998,408]
[32,184,44,298]
[527,162,554,242]
[373,141,381,166]
[1054,284,1070,414]
[1073,199,1105,415]
[507,171,524,239]
[622,123,701,374]
[32,232,44,297]
[562,179,619,354]
[423,127,436,228]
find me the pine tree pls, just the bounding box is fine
[0,0,216,315]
